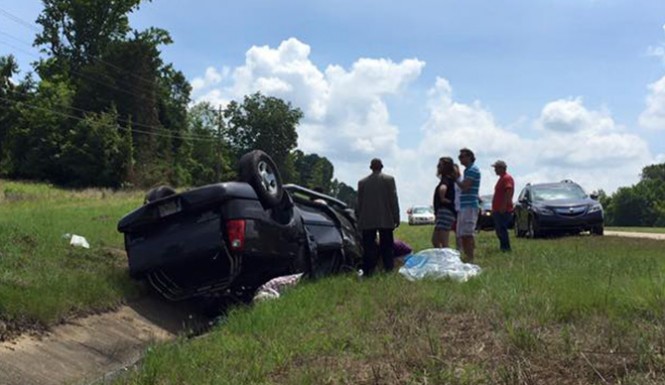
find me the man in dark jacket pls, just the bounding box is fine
[357,158,400,276]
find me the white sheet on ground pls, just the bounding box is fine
[398,248,481,282]
[253,273,303,302]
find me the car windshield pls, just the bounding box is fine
[532,184,587,201]
[413,207,432,214]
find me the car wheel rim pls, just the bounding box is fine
[257,160,278,197]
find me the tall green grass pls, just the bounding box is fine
[2,181,665,382]
[116,226,665,384]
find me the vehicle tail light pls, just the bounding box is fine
[226,219,246,252]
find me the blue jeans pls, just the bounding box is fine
[492,212,512,251]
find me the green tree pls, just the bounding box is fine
[188,102,234,184]
[291,150,334,191]
[608,187,654,226]
[60,108,131,187]
[641,164,665,182]
[2,78,74,182]
[223,92,302,171]
[34,0,146,75]
[330,179,358,209]
[0,55,21,167]
[31,0,193,188]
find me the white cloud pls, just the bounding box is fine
[192,38,425,164]
[191,38,656,212]
[524,98,652,195]
[638,76,665,130]
[537,97,615,134]
[191,66,227,93]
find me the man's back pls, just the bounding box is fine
[357,172,399,230]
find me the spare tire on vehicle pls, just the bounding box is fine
[238,150,284,208]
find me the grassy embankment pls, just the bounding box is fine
[0,180,143,338]
[115,228,665,384]
[1,181,665,383]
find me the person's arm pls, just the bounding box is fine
[389,177,400,227]
[497,177,514,213]
[356,181,364,217]
[456,178,474,192]
[499,184,514,213]
[437,184,450,204]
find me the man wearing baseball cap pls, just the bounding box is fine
[491,160,514,252]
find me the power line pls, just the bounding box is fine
[0,8,40,32]
[0,29,35,47]
[0,8,230,143]
[0,38,40,60]
[0,94,223,143]
[3,87,222,141]
[0,33,166,104]
[0,6,164,90]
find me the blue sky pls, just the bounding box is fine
[2,0,665,212]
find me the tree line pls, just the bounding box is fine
[2,0,662,222]
[0,0,357,207]
[597,163,665,227]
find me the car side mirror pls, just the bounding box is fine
[589,193,599,200]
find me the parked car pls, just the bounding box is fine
[476,195,494,230]
[513,180,604,238]
[476,194,515,231]
[117,150,362,303]
[407,205,435,225]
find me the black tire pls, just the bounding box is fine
[238,150,284,208]
[514,222,525,238]
[144,185,176,204]
[591,225,604,236]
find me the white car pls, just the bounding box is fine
[407,206,435,225]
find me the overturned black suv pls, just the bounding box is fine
[117,150,362,302]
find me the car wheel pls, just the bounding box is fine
[144,185,176,204]
[514,222,524,238]
[238,150,284,208]
[591,225,604,236]
[526,216,540,239]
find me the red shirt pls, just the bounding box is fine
[492,173,514,212]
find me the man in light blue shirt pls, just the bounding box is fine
[455,148,481,262]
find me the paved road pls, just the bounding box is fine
[604,231,665,240]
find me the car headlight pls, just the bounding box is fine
[588,204,603,213]
[534,206,554,215]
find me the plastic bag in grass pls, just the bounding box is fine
[398,248,481,282]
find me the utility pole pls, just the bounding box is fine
[216,104,223,182]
